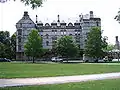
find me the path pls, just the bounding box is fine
[0,72,120,87]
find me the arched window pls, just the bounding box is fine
[68,23,73,26]
[45,23,50,26]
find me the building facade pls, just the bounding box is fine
[16,11,101,60]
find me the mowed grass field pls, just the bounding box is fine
[1,79,120,90]
[0,62,120,78]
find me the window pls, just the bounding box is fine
[64,30,66,35]
[68,23,73,26]
[52,36,57,40]
[80,26,82,29]
[96,21,99,26]
[69,34,72,36]
[45,23,50,26]
[46,34,49,39]
[18,45,21,51]
[18,29,22,35]
[75,29,78,32]
[46,41,49,46]
[18,37,21,42]
[78,34,80,36]
[55,30,57,34]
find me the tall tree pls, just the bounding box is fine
[56,36,78,60]
[85,27,106,61]
[0,0,44,9]
[24,29,43,63]
[10,34,16,60]
[0,31,11,59]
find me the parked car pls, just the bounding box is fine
[51,57,63,62]
[0,58,11,62]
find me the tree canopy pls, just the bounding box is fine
[85,27,107,60]
[24,29,43,63]
[115,9,120,23]
[0,31,16,59]
[0,0,44,9]
[56,36,78,59]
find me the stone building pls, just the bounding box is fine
[16,11,101,60]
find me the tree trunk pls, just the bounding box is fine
[33,57,35,63]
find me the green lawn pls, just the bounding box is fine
[0,62,120,78]
[1,79,120,90]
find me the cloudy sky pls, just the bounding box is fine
[0,0,120,44]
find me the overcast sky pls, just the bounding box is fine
[0,0,120,44]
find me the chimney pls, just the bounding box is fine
[57,15,60,22]
[90,11,94,18]
[116,36,118,42]
[24,11,29,16]
[36,15,38,23]
[57,15,60,26]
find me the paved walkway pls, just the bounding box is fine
[0,72,120,88]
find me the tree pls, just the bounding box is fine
[106,44,115,51]
[0,31,11,59]
[24,29,43,63]
[56,36,78,60]
[85,27,107,61]
[102,36,108,51]
[10,34,16,60]
[115,8,120,23]
[0,0,44,9]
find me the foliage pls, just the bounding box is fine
[2,0,44,9]
[56,36,79,59]
[85,27,107,60]
[10,34,16,59]
[115,9,120,23]
[24,29,43,63]
[106,44,114,51]
[20,0,44,9]
[102,36,108,51]
[0,31,13,59]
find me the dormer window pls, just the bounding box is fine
[68,23,73,26]
[45,23,50,26]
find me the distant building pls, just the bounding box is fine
[115,36,120,50]
[16,11,101,60]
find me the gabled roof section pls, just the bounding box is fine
[16,11,35,25]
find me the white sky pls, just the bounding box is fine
[0,0,120,44]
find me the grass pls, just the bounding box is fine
[1,79,120,90]
[0,62,120,78]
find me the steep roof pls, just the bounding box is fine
[16,11,35,25]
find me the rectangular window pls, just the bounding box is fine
[18,29,22,35]
[18,45,21,51]
[18,38,21,43]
